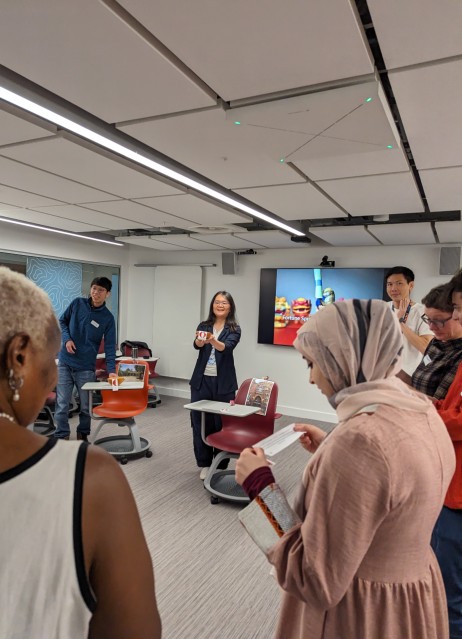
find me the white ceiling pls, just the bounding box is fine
[0,0,461,251]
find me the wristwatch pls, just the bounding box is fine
[399,318,406,324]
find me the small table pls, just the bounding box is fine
[116,356,159,363]
[82,380,150,463]
[184,400,261,504]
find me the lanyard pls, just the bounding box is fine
[393,302,412,323]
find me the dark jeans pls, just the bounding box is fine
[432,506,462,639]
[190,375,235,467]
[54,365,95,438]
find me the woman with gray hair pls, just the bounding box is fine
[236,299,454,639]
[0,267,161,639]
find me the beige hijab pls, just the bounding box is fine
[294,299,432,421]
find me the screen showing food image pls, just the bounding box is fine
[258,267,388,346]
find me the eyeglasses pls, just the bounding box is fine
[421,314,453,329]
[214,300,230,307]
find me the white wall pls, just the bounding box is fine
[128,242,455,422]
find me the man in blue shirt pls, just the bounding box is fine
[54,277,117,441]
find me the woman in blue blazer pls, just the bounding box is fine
[190,291,241,479]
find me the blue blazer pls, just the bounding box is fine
[190,322,241,395]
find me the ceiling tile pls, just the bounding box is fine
[233,230,298,249]
[81,199,189,228]
[229,82,397,163]
[145,234,224,250]
[118,0,373,100]
[30,204,152,231]
[0,137,182,199]
[318,172,424,216]
[189,233,265,249]
[0,0,215,123]
[0,184,63,208]
[389,60,462,169]
[0,208,102,233]
[119,108,306,189]
[309,226,380,246]
[435,221,462,245]
[118,235,189,251]
[133,194,250,225]
[0,155,117,203]
[293,147,409,181]
[0,107,56,147]
[420,168,462,211]
[234,183,346,220]
[368,0,462,69]
[368,223,435,245]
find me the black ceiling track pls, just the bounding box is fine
[354,0,430,214]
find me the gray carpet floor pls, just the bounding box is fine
[78,396,332,639]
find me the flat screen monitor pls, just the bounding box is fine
[258,267,388,346]
[117,362,145,380]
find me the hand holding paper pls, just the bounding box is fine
[294,423,327,453]
[254,423,302,457]
[236,447,271,485]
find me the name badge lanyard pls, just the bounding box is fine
[393,302,412,323]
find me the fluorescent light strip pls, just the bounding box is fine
[0,215,124,246]
[0,87,304,237]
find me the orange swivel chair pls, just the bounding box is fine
[119,340,161,407]
[203,378,280,504]
[91,361,152,465]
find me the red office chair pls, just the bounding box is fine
[95,338,108,381]
[91,361,152,464]
[203,378,280,504]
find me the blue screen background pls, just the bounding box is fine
[275,268,386,310]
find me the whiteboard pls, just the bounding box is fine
[152,266,202,379]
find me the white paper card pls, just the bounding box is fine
[254,423,300,457]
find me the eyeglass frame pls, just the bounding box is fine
[421,313,453,329]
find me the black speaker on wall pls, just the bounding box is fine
[222,252,237,275]
[439,247,461,276]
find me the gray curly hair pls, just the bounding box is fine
[0,267,58,362]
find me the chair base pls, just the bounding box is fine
[33,423,56,437]
[91,417,152,464]
[147,385,161,407]
[33,406,56,437]
[204,452,249,504]
[93,435,152,464]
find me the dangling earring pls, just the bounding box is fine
[8,369,24,402]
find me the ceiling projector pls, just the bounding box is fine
[290,235,311,243]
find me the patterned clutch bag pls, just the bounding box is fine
[238,483,301,555]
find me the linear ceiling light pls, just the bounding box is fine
[0,215,124,246]
[0,87,304,237]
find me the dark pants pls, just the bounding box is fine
[432,506,462,639]
[190,376,235,467]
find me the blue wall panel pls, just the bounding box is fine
[27,257,82,318]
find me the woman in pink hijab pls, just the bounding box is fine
[236,299,455,639]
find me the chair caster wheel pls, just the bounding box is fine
[120,457,128,465]
[210,496,220,505]
[145,450,153,458]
